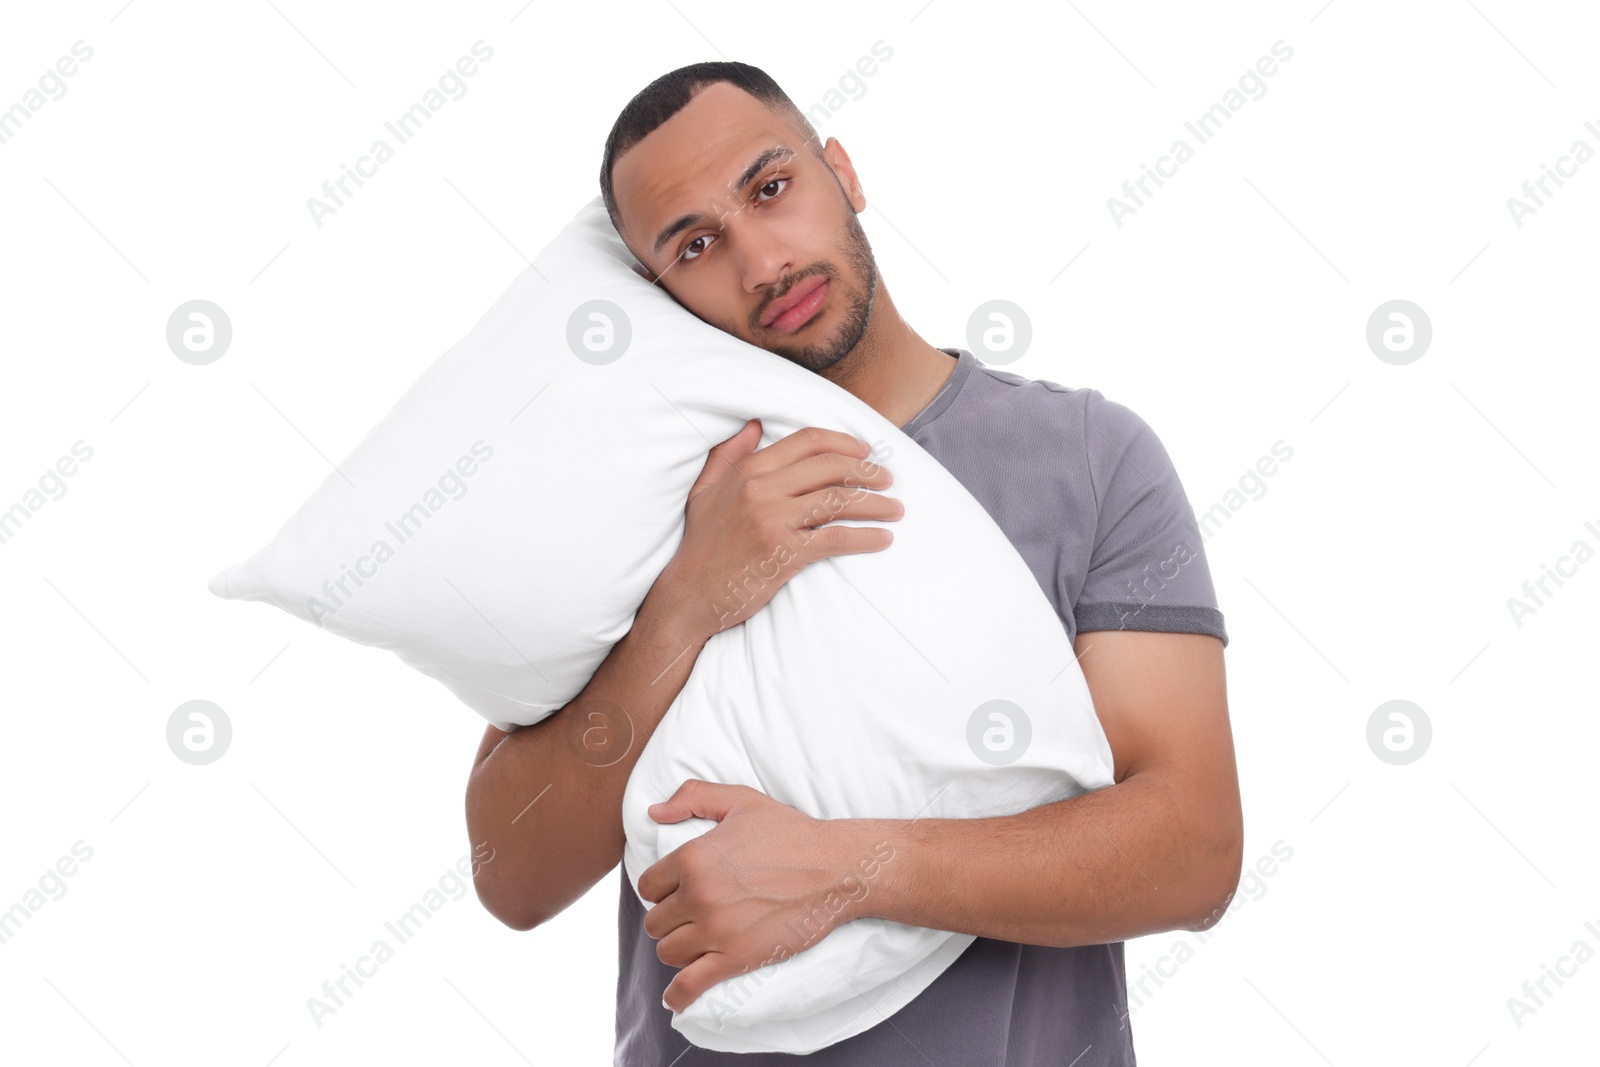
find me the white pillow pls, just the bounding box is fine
[209,195,1116,1054]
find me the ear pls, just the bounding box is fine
[821,137,867,213]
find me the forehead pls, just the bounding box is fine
[612,82,808,255]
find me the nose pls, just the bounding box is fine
[732,218,793,296]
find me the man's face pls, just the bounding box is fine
[611,82,877,375]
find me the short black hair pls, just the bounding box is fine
[599,61,824,241]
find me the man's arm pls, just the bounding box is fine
[639,628,1241,1010]
[465,590,709,931]
[844,629,1242,945]
[465,421,902,931]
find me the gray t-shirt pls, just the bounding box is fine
[615,346,1228,1065]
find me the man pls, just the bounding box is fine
[465,61,1242,1065]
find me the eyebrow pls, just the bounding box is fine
[650,145,796,260]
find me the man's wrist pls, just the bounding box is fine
[634,582,711,653]
[833,817,911,927]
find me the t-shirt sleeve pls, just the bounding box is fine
[1074,388,1228,647]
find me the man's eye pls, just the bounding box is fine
[681,234,714,263]
[756,177,789,202]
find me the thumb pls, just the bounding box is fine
[648,779,741,824]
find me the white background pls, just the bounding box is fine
[2,0,1596,1063]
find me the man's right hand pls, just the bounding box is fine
[465,419,901,930]
[655,419,904,643]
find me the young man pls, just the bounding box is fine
[465,61,1242,1065]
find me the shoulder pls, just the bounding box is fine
[960,363,1101,453]
[967,361,1096,412]
[967,365,1165,487]
[969,363,1147,434]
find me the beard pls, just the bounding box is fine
[757,204,878,376]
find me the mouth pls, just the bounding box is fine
[762,277,831,334]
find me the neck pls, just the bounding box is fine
[819,277,957,428]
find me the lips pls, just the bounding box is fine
[762,276,830,333]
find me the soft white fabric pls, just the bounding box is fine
[208,195,1116,1054]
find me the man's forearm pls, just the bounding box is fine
[466,589,708,930]
[839,771,1243,948]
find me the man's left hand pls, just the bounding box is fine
[639,779,862,1013]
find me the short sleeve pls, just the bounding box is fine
[1074,389,1228,647]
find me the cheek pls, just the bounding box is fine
[672,278,751,337]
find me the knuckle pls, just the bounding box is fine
[675,844,701,876]
[686,843,714,877]
[804,496,840,527]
